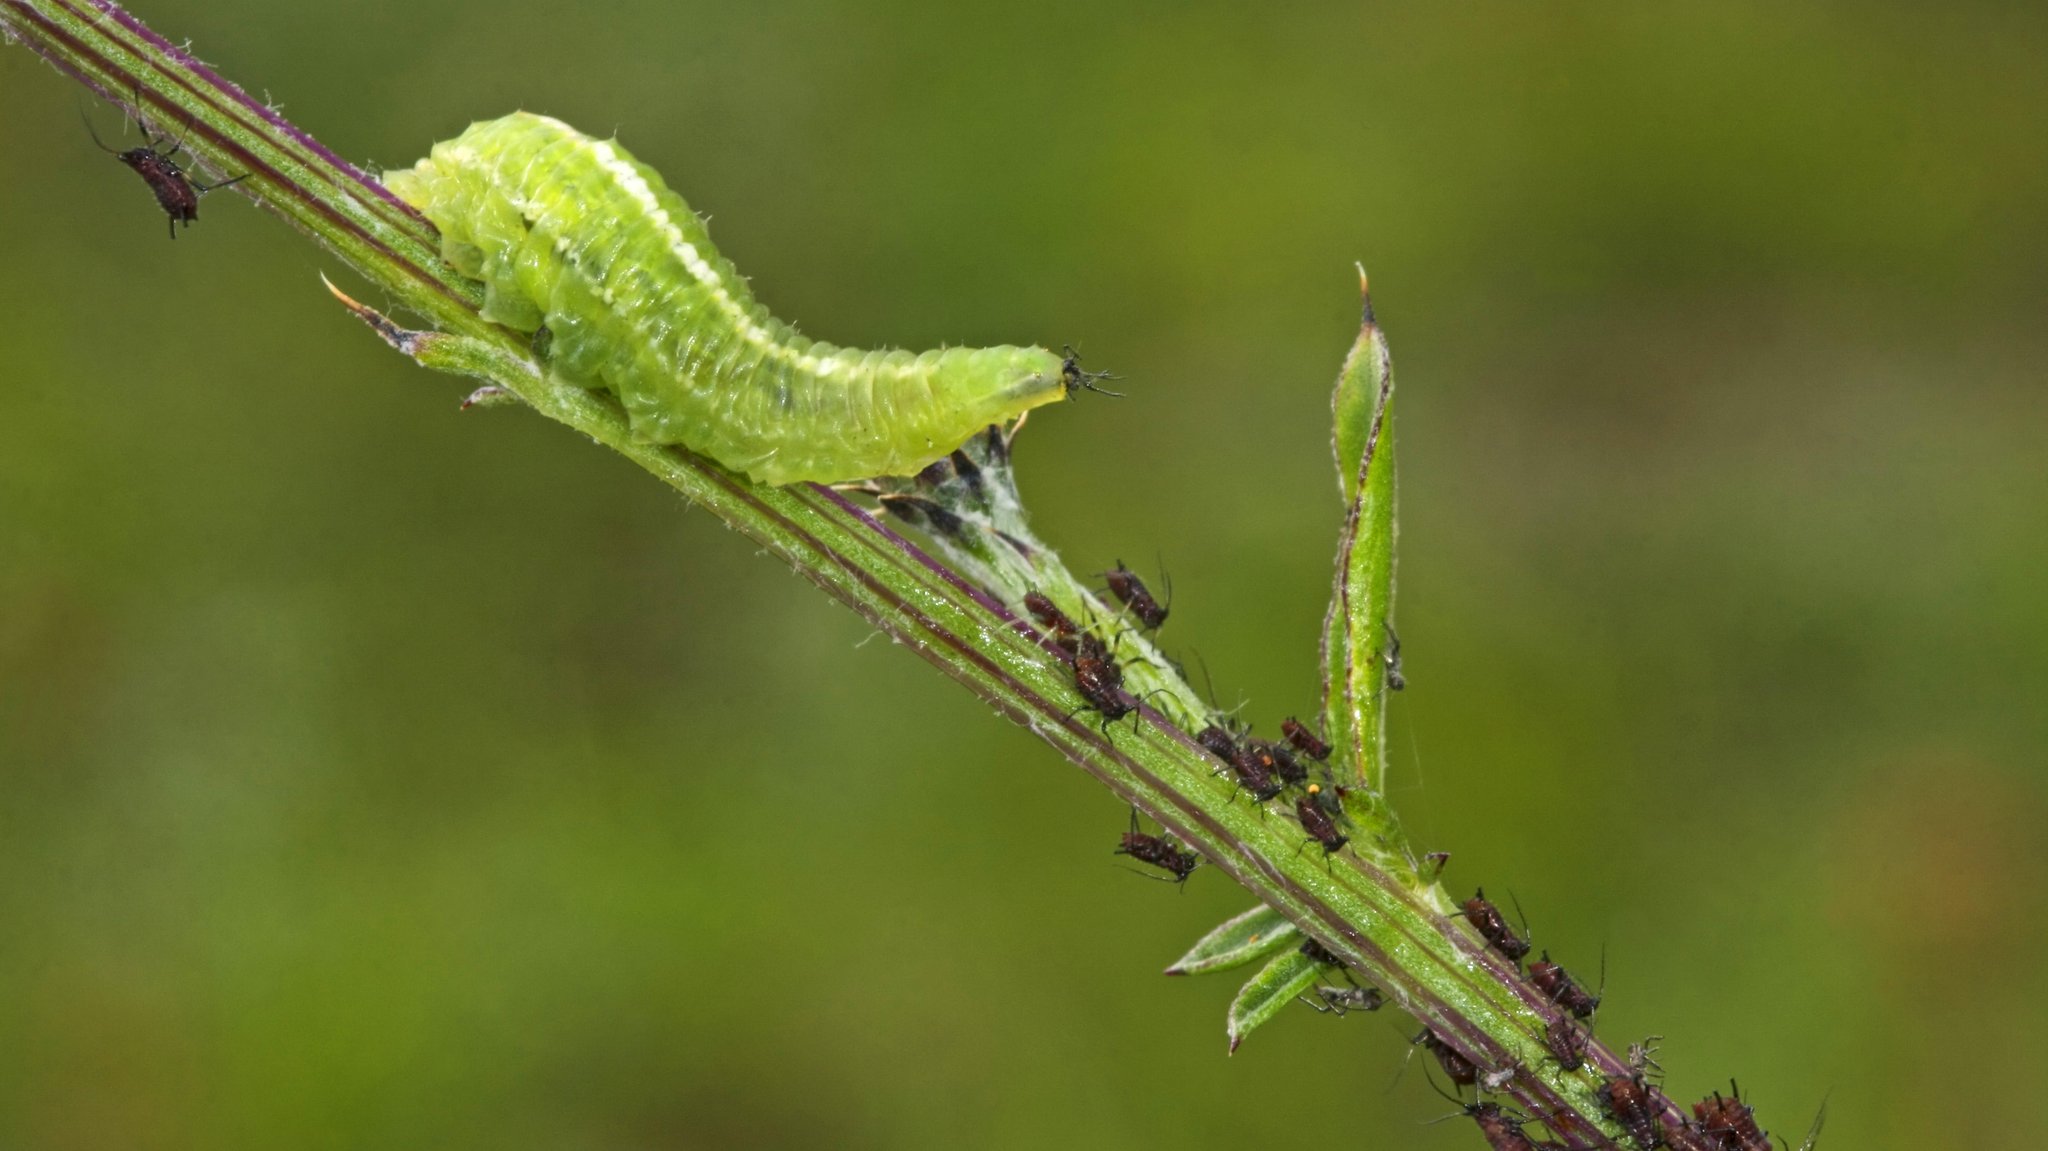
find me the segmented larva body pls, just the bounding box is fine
[386,113,1071,484]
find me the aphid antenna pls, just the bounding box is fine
[1795,1092,1831,1151]
[1410,1044,1467,1105]
[78,102,121,155]
[1111,863,1191,889]
[1507,888,1536,938]
[1130,685,1180,716]
[1381,1018,1443,1095]
[1421,1074,1475,1121]
[117,81,192,160]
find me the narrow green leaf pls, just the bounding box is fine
[1165,904,1299,976]
[1226,946,1328,1053]
[1320,267,1399,795]
[1332,264,1387,506]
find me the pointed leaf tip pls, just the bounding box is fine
[1355,262,1374,325]
[1167,904,1299,976]
[1224,947,1325,1052]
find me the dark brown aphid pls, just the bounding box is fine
[84,98,247,239]
[1113,810,1199,887]
[1692,1083,1770,1151]
[1542,1016,1587,1072]
[1023,591,1080,655]
[1305,984,1382,1016]
[1528,951,1600,1019]
[1103,561,1168,630]
[1298,937,1346,968]
[1599,1072,1662,1150]
[1414,1028,1480,1088]
[1226,741,1285,803]
[1072,631,1136,726]
[1195,724,1239,764]
[1467,1102,1549,1151]
[1280,716,1331,761]
[1295,784,1349,857]
[1462,887,1532,964]
[1252,737,1309,787]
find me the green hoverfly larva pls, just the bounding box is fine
[386,113,1112,484]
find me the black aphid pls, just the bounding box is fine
[1280,716,1331,761]
[84,95,247,239]
[1103,561,1168,630]
[1528,950,1601,1019]
[1295,784,1349,858]
[1113,810,1199,887]
[1461,887,1532,964]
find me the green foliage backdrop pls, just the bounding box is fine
[2,2,2044,1147]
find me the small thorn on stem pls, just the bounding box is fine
[321,274,434,358]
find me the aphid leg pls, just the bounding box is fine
[193,172,251,194]
[1059,344,1125,398]
[1796,1094,1830,1151]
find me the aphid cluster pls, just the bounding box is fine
[876,444,1813,1151]
[1019,559,1361,885]
[1451,879,1814,1151]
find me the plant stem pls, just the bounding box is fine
[3,2,1708,1144]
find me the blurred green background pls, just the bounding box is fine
[3,1,2045,1147]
